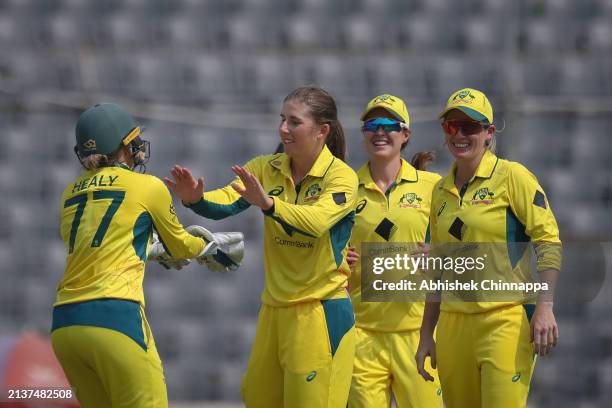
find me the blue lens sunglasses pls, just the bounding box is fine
[362,117,407,133]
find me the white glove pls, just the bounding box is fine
[147,231,191,270]
[186,225,245,272]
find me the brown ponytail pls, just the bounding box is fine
[410,151,436,170]
[79,147,125,170]
[324,121,346,162]
[283,85,346,161]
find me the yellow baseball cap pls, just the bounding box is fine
[361,94,410,127]
[439,88,493,124]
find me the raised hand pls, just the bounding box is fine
[230,165,273,210]
[164,165,204,205]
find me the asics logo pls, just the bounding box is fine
[356,199,367,214]
[268,186,284,196]
[437,202,447,216]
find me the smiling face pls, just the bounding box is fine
[362,107,410,161]
[442,109,494,162]
[279,99,328,160]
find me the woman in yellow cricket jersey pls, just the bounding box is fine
[166,86,359,407]
[415,88,562,408]
[345,94,443,407]
[52,103,208,408]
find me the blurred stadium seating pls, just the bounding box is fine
[1,0,611,405]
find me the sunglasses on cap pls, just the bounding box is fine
[441,120,490,136]
[362,118,407,133]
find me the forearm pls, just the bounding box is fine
[155,226,206,259]
[187,182,250,220]
[534,241,562,272]
[269,197,351,237]
[536,268,559,304]
[188,196,250,220]
[420,295,441,338]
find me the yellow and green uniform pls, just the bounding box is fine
[187,145,358,408]
[347,160,443,408]
[52,165,205,408]
[429,150,562,408]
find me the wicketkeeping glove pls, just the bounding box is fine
[186,225,245,273]
[147,231,191,270]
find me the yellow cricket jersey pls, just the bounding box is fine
[430,150,562,313]
[187,145,358,306]
[56,165,205,307]
[348,160,441,332]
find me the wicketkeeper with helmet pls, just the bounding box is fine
[51,103,243,408]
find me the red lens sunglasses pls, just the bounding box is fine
[441,120,490,136]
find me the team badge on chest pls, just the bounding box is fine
[398,192,422,208]
[470,187,495,205]
[304,183,322,202]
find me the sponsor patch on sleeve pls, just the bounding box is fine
[533,191,547,209]
[332,192,346,205]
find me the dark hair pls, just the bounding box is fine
[283,85,346,161]
[410,151,436,171]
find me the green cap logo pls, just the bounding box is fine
[83,139,97,151]
[453,90,476,101]
[374,94,395,104]
[512,373,521,382]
